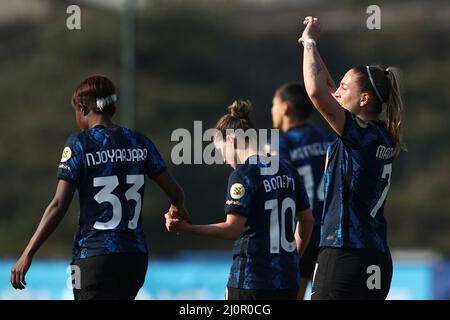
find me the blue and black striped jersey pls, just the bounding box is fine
[57,126,166,260]
[225,155,310,290]
[321,110,395,252]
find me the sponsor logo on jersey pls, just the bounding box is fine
[225,200,245,207]
[58,163,71,171]
[61,147,72,162]
[230,183,245,199]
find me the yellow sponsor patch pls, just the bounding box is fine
[230,183,245,200]
[60,147,72,162]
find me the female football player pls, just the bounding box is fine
[271,82,334,299]
[299,17,406,299]
[10,75,189,300]
[165,100,314,300]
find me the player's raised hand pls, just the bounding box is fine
[10,254,32,290]
[298,16,321,44]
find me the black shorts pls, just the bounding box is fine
[226,287,297,300]
[71,252,148,300]
[311,247,393,300]
[299,224,321,279]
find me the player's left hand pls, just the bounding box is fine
[11,254,32,290]
[164,212,187,233]
[168,204,192,224]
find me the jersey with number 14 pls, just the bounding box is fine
[57,126,167,260]
[321,110,395,252]
[279,124,334,226]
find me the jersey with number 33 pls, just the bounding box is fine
[321,110,395,252]
[57,126,167,260]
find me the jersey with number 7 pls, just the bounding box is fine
[57,126,167,260]
[321,110,395,252]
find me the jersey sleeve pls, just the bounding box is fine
[224,169,252,218]
[341,109,369,149]
[144,138,167,179]
[57,134,84,185]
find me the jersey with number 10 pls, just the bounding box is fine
[57,126,167,260]
[224,155,310,290]
[321,110,396,252]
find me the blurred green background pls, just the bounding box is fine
[0,0,449,258]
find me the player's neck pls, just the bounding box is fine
[282,118,306,132]
[87,115,115,129]
[357,112,378,122]
[236,146,259,165]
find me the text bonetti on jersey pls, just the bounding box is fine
[263,175,295,193]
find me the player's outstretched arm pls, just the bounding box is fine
[10,179,75,290]
[316,51,337,94]
[165,212,246,240]
[300,16,345,135]
[295,208,314,257]
[154,170,191,223]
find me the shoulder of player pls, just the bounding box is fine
[284,127,303,140]
[278,158,299,178]
[130,129,156,145]
[278,130,301,153]
[59,132,85,162]
[67,130,84,140]
[376,126,396,150]
[303,124,333,142]
[229,162,260,185]
[227,166,258,200]
[277,131,290,146]
[355,117,393,145]
[344,115,395,153]
[342,111,383,144]
[116,127,155,147]
[285,126,320,146]
[64,131,86,147]
[232,162,253,177]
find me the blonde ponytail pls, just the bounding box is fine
[384,67,407,154]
